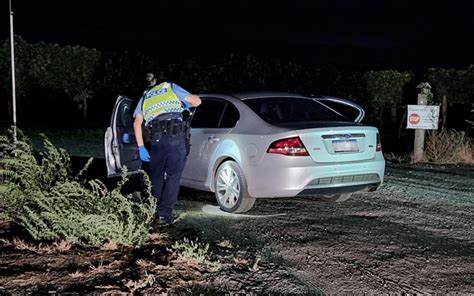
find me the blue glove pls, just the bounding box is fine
[138,146,150,162]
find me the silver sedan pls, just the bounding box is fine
[105,92,385,213]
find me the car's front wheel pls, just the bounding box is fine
[214,160,256,213]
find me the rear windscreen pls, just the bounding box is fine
[243,97,348,124]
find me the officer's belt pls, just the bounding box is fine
[148,112,185,140]
[151,112,183,123]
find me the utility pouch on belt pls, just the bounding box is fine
[168,120,184,138]
[149,112,184,143]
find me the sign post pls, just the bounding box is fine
[408,83,438,163]
[9,0,17,142]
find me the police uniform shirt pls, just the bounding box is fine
[133,82,192,123]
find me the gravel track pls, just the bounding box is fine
[176,163,474,294]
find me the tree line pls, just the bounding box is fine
[0,36,473,131]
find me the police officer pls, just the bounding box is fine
[133,73,201,224]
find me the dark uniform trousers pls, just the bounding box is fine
[149,126,187,221]
[150,135,186,220]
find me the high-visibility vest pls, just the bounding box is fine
[142,82,183,125]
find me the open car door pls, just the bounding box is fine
[313,96,365,123]
[104,96,141,177]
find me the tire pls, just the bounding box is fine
[319,193,353,202]
[214,160,256,213]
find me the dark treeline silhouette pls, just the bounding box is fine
[0,36,473,153]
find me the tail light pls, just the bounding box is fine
[376,133,382,151]
[267,136,309,156]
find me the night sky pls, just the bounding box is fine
[1,0,474,69]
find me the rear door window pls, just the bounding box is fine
[191,98,240,128]
[243,97,348,123]
[191,99,226,128]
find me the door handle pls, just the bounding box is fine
[208,136,220,143]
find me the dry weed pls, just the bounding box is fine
[124,272,155,292]
[233,256,249,265]
[0,238,12,247]
[147,232,168,245]
[425,130,473,164]
[136,259,156,270]
[174,255,206,271]
[457,141,474,163]
[89,259,121,274]
[384,152,410,163]
[12,238,53,253]
[100,240,119,251]
[250,257,261,272]
[9,238,72,253]
[217,239,233,249]
[94,286,127,295]
[53,240,73,252]
[69,271,84,278]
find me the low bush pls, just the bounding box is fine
[0,128,155,246]
[425,129,473,164]
[172,237,220,271]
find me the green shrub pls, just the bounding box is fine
[0,128,156,246]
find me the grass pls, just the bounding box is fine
[0,128,105,158]
[26,129,104,159]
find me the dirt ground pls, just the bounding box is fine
[1,163,473,294]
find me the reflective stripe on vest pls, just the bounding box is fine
[142,82,183,125]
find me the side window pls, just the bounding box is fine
[191,99,226,128]
[219,103,240,128]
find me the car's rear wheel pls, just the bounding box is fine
[320,193,353,202]
[215,160,256,213]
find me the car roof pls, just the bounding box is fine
[230,91,311,100]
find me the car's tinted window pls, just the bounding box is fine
[191,99,226,128]
[243,97,347,123]
[219,103,240,128]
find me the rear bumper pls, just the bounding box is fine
[298,183,380,196]
[244,153,385,198]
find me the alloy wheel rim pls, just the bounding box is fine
[216,165,240,208]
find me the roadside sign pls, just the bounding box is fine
[407,105,440,130]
